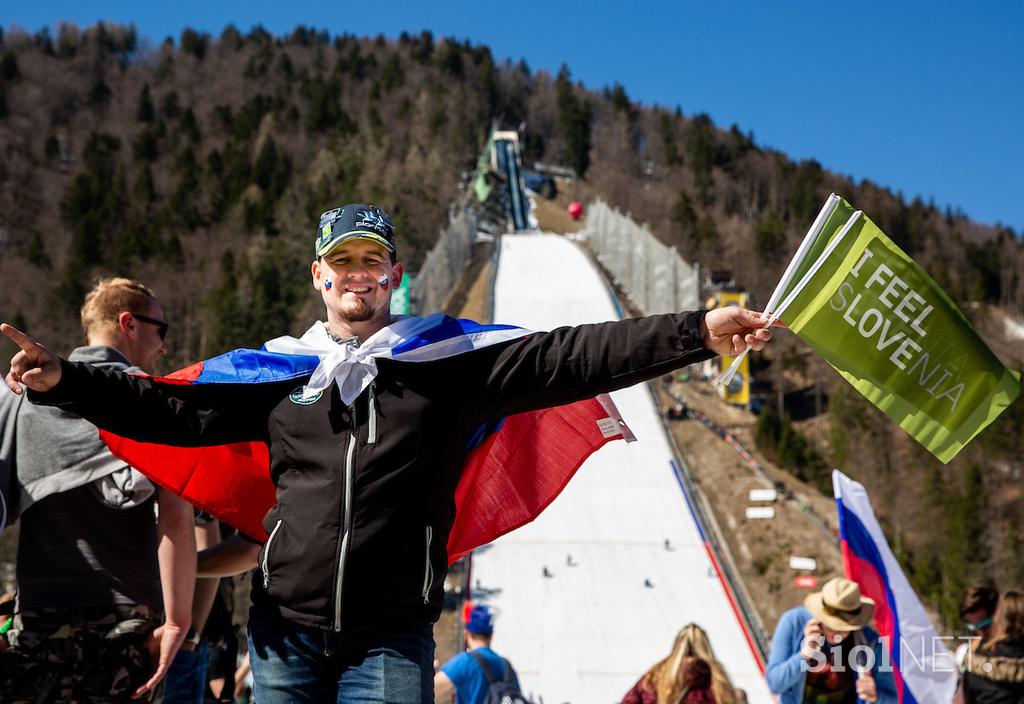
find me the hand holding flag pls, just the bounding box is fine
[700,306,777,356]
[855,673,878,704]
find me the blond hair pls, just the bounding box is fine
[80,277,158,339]
[983,591,1024,653]
[639,623,736,704]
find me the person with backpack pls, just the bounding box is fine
[435,604,527,704]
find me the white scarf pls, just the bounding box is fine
[263,314,531,405]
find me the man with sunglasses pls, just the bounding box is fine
[0,277,195,702]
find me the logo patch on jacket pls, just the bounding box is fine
[289,387,323,405]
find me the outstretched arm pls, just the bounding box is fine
[475,307,774,420]
[3,323,287,446]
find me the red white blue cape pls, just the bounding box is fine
[100,315,633,563]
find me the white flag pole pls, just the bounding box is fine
[766,210,862,326]
[718,194,840,387]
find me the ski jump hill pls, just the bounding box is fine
[469,232,774,704]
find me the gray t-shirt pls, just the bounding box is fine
[5,346,161,610]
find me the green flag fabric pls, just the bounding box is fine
[776,200,1020,463]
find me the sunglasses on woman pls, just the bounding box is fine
[964,616,993,632]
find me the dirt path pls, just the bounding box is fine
[658,378,843,634]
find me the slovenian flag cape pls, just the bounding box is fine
[99,314,634,564]
[833,470,957,703]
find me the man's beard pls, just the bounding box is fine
[337,299,379,323]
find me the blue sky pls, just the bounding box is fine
[7,1,1023,231]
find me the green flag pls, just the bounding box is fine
[775,203,1020,463]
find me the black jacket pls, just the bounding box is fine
[965,637,1024,704]
[30,313,711,632]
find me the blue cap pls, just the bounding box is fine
[465,605,494,635]
[314,204,397,260]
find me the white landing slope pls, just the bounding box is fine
[471,233,773,704]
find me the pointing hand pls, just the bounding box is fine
[2,323,62,395]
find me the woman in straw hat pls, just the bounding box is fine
[766,577,897,704]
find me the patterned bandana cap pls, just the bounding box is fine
[314,203,398,259]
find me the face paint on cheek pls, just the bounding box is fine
[378,275,389,290]
[324,279,332,291]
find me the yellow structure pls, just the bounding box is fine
[709,291,751,406]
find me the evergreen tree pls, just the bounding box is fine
[754,211,786,261]
[380,52,404,92]
[26,232,51,270]
[659,112,681,167]
[180,28,209,60]
[61,132,123,267]
[87,77,112,107]
[0,51,19,81]
[180,107,200,142]
[137,83,155,122]
[134,165,155,203]
[555,66,592,178]
[205,251,248,356]
[686,114,715,204]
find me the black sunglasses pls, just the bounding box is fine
[131,312,169,340]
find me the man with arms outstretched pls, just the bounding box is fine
[4,204,773,703]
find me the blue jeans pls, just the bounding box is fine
[163,639,210,703]
[246,605,434,703]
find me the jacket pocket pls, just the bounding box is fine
[262,519,283,589]
[421,525,433,604]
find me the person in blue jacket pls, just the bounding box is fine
[766,577,897,704]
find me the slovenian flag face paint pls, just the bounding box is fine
[378,275,389,290]
[324,278,332,291]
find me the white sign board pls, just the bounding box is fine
[789,556,818,571]
[748,489,778,503]
[745,506,775,520]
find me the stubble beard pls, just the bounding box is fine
[336,297,382,324]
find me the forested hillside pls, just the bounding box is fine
[0,22,1020,627]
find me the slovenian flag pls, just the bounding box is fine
[99,315,634,564]
[833,470,957,703]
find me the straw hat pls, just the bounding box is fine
[804,577,875,632]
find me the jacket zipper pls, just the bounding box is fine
[367,384,377,445]
[262,519,283,589]
[422,525,433,604]
[334,402,358,632]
